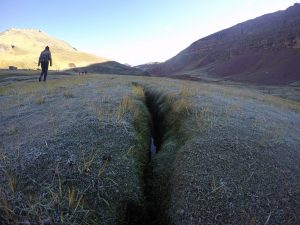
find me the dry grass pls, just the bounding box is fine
[192,105,214,132]
[95,106,102,126]
[179,85,198,98]
[0,74,299,225]
[216,83,300,111]
[172,97,194,115]
[117,96,134,119]
[63,88,73,98]
[132,84,145,99]
[78,149,99,174]
[6,125,18,135]
[0,75,92,97]
[35,95,45,104]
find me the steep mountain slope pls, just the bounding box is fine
[147,3,300,84]
[0,28,108,70]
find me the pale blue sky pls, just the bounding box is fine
[0,0,299,65]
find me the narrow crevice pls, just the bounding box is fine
[123,85,185,225]
[144,89,167,154]
[144,88,172,225]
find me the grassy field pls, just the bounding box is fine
[0,73,299,225]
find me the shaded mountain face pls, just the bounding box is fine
[148,3,300,84]
[135,62,161,71]
[70,61,149,76]
[0,28,108,70]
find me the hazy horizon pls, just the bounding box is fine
[1,0,299,65]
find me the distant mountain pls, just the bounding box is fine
[0,28,108,70]
[135,62,161,72]
[70,61,149,76]
[147,4,300,84]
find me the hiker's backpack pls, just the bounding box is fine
[41,55,46,63]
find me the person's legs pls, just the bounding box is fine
[43,70,48,81]
[41,62,49,81]
[39,70,44,82]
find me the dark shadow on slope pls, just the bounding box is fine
[67,61,150,76]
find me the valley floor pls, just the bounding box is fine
[0,73,299,225]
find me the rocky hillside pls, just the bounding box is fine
[0,28,108,70]
[147,3,300,84]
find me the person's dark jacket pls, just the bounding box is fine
[38,49,52,66]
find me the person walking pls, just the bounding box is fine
[38,46,52,82]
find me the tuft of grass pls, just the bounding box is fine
[117,95,134,119]
[192,105,214,132]
[64,89,73,98]
[258,125,283,146]
[173,97,194,115]
[132,84,145,99]
[0,151,7,161]
[6,125,18,135]
[96,106,102,126]
[67,186,83,209]
[78,149,99,174]
[179,85,192,97]
[4,170,16,193]
[225,104,240,120]
[0,191,16,225]
[35,95,45,104]
[98,160,109,177]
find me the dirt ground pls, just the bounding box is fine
[0,73,299,225]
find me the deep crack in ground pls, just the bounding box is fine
[123,86,179,225]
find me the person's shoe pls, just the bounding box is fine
[39,78,41,82]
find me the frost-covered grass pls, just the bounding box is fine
[0,73,299,225]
